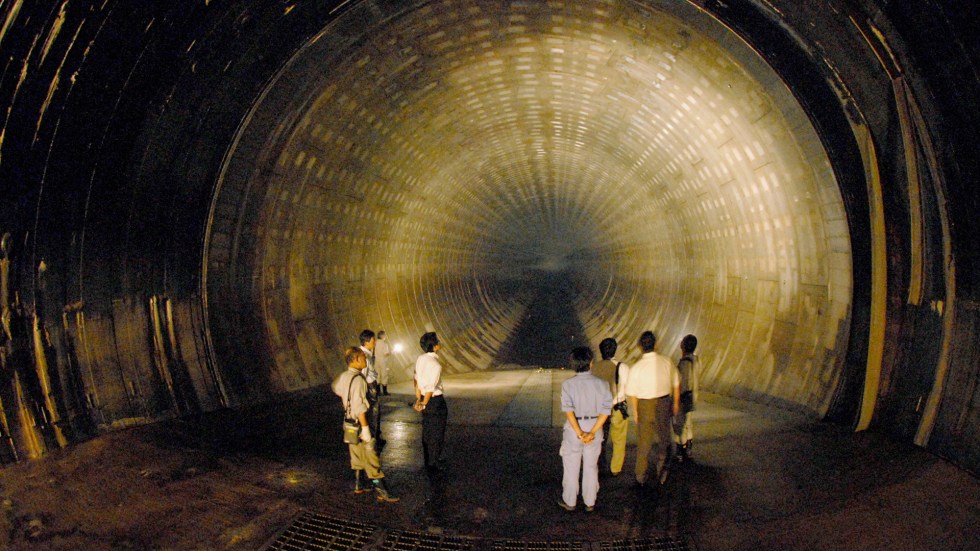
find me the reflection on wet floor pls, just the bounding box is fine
[307,370,979,549]
[375,370,699,540]
[2,369,977,550]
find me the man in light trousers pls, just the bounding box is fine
[558,346,612,512]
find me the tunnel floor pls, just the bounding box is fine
[0,369,978,550]
[492,273,591,368]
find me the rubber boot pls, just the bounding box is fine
[354,469,368,494]
[373,478,400,503]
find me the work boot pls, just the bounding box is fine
[373,479,400,503]
[354,469,368,494]
[382,385,389,396]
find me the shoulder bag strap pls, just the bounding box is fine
[344,372,365,421]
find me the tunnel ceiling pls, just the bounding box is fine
[206,0,851,414]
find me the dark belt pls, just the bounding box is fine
[576,415,598,420]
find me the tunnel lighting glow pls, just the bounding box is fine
[209,0,851,416]
[393,343,404,354]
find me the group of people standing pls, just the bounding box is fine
[330,326,698,513]
[331,329,449,504]
[559,331,700,512]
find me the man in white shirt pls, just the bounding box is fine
[625,331,679,487]
[375,330,392,396]
[413,331,448,473]
[358,329,382,448]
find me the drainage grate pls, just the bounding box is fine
[263,513,696,551]
[596,537,695,551]
[493,541,585,551]
[381,529,477,551]
[263,512,378,551]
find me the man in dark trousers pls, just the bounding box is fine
[413,331,449,473]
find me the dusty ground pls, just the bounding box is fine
[1,372,978,550]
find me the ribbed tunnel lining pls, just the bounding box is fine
[206,0,851,417]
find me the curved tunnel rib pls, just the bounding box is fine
[207,0,851,419]
[0,0,977,480]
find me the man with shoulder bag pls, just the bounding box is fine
[358,329,384,450]
[332,346,399,502]
[591,338,631,477]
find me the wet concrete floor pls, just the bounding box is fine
[0,368,978,550]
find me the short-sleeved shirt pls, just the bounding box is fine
[333,368,369,417]
[360,345,377,383]
[414,352,444,396]
[561,371,613,432]
[591,358,630,403]
[625,351,678,399]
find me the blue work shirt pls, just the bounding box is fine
[561,371,613,432]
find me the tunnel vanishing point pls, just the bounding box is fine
[0,0,978,476]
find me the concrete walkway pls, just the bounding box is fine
[338,369,980,549]
[1,369,977,550]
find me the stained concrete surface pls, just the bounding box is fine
[0,369,977,550]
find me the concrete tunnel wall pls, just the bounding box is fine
[207,0,852,411]
[0,0,978,475]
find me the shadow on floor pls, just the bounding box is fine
[492,271,590,368]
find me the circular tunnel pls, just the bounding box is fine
[206,0,852,419]
[1,0,978,475]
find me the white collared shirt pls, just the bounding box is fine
[414,352,444,395]
[613,358,630,403]
[360,345,377,383]
[625,351,678,399]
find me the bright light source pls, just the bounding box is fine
[393,343,404,353]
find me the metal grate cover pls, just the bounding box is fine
[382,529,477,551]
[263,512,378,551]
[263,512,696,551]
[493,541,585,551]
[596,537,694,551]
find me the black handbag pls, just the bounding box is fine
[680,390,695,413]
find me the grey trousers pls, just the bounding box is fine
[560,424,603,507]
